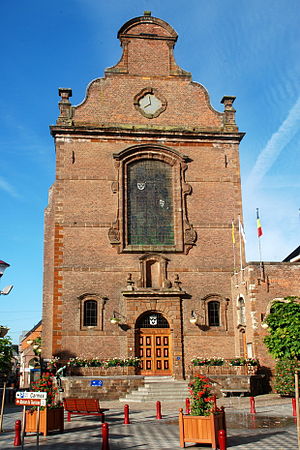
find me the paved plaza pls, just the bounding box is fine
[0,395,298,449]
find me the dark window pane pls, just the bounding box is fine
[127,159,174,246]
[84,300,97,326]
[208,301,220,326]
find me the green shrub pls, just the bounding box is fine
[274,359,300,396]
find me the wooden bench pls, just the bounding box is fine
[63,398,109,423]
[220,389,249,397]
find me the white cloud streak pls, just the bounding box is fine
[246,96,300,190]
[0,176,20,198]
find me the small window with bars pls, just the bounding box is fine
[83,300,98,327]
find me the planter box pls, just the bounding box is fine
[69,366,137,376]
[25,407,64,436]
[179,409,225,449]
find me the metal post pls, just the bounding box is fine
[218,429,227,450]
[101,423,110,450]
[124,404,130,424]
[0,380,7,432]
[292,398,297,417]
[36,406,40,449]
[250,396,256,414]
[21,405,26,450]
[156,401,162,419]
[295,370,300,449]
[14,420,21,446]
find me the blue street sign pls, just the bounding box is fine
[90,380,103,387]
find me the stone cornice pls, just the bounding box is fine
[50,124,245,142]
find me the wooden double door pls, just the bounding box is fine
[137,328,172,376]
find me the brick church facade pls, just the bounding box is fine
[42,12,299,380]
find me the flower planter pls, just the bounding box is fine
[69,366,137,376]
[179,409,225,449]
[25,407,64,436]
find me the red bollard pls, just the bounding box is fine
[218,429,227,450]
[250,396,256,414]
[101,423,110,450]
[185,398,190,414]
[14,420,21,447]
[292,398,297,417]
[156,401,162,419]
[124,404,130,424]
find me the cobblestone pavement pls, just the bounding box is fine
[0,395,298,449]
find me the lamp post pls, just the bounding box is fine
[27,338,43,379]
[0,260,12,338]
[0,260,13,296]
[0,261,13,434]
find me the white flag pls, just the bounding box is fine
[239,217,246,243]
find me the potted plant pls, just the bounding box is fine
[179,374,225,449]
[25,374,64,436]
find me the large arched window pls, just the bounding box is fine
[127,159,174,246]
[109,145,197,254]
[83,300,97,327]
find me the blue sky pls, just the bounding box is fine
[1,0,299,343]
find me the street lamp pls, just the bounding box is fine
[27,338,43,378]
[0,261,9,278]
[0,260,13,295]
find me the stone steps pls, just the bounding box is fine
[119,377,189,402]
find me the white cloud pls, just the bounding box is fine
[246,96,300,191]
[0,176,20,198]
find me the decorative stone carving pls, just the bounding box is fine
[108,221,120,245]
[57,88,73,125]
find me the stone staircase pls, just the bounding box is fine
[119,376,189,402]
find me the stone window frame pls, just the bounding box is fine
[201,294,230,331]
[83,300,97,327]
[207,300,220,326]
[78,294,106,331]
[109,144,197,254]
[136,253,172,289]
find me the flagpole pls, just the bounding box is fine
[232,219,237,274]
[238,215,243,273]
[256,208,264,280]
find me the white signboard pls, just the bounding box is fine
[16,398,46,406]
[16,391,47,400]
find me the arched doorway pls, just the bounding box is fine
[136,312,172,376]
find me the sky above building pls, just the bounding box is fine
[1,0,299,343]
